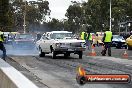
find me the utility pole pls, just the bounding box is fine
[110,0,112,31]
[119,24,121,35]
[23,0,26,34]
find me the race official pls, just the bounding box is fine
[86,30,92,50]
[81,31,87,40]
[0,31,6,60]
[101,28,113,56]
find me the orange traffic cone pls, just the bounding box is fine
[88,45,96,56]
[122,50,128,58]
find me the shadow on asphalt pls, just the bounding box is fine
[39,55,79,60]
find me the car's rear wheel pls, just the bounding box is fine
[125,45,127,49]
[116,45,121,49]
[78,51,83,59]
[127,45,132,50]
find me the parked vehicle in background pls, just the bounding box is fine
[13,34,35,49]
[36,31,86,59]
[112,35,127,49]
[6,33,15,44]
[3,32,10,44]
[126,35,132,50]
[3,32,19,44]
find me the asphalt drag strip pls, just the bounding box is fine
[6,57,49,88]
[8,55,132,88]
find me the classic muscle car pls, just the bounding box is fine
[36,31,86,59]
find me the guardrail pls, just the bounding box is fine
[0,59,38,88]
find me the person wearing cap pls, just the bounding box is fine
[101,28,113,56]
[0,31,6,60]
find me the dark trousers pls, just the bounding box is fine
[86,40,92,50]
[0,42,6,60]
[101,42,111,56]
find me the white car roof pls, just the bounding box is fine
[3,32,10,34]
[47,31,72,33]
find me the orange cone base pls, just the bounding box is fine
[122,54,128,58]
[88,52,96,56]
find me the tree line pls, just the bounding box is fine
[64,0,132,33]
[43,0,132,33]
[0,0,132,33]
[0,0,50,32]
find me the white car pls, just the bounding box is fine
[36,31,86,59]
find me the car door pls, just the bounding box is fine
[40,35,51,53]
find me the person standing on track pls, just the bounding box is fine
[101,28,113,56]
[86,28,92,50]
[0,31,7,61]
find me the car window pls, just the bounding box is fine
[41,35,48,40]
[15,34,33,39]
[50,33,73,39]
[114,36,125,41]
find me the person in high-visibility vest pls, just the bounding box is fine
[86,29,92,50]
[81,31,87,40]
[0,31,6,60]
[101,28,113,56]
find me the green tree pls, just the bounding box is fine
[65,2,83,33]
[47,18,63,31]
[65,0,132,33]
[10,0,50,32]
[0,0,13,31]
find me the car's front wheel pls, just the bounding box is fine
[52,51,57,59]
[64,53,70,58]
[39,47,45,57]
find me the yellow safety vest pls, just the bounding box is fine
[81,32,85,40]
[0,31,4,42]
[104,31,112,42]
[88,33,92,40]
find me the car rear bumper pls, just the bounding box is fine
[54,47,86,52]
[112,41,127,47]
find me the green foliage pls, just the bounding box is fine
[65,0,132,33]
[65,3,83,33]
[47,18,63,31]
[10,0,50,32]
[0,0,12,31]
